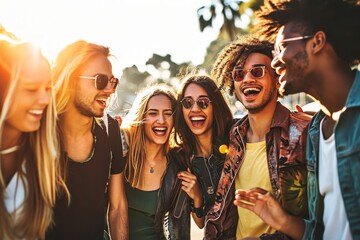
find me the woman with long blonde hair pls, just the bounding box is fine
[0,38,67,239]
[121,84,190,239]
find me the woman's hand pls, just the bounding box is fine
[178,168,205,228]
[177,168,203,206]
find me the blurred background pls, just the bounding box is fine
[0,0,312,118]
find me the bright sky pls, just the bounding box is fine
[0,0,221,73]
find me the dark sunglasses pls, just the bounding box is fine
[80,74,119,90]
[232,65,266,82]
[181,97,212,110]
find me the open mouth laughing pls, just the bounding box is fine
[153,126,168,136]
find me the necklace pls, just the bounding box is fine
[145,157,166,174]
[0,145,19,155]
[145,160,155,174]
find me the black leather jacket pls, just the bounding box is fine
[155,147,225,240]
[191,151,224,213]
[155,148,191,240]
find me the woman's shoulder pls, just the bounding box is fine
[168,146,184,156]
[167,147,188,169]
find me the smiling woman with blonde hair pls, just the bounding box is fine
[121,84,192,239]
[0,38,68,239]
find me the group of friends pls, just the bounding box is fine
[1,0,360,239]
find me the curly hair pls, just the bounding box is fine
[211,35,273,96]
[255,0,360,66]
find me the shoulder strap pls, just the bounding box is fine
[98,114,124,175]
[106,114,123,164]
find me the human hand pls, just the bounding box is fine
[295,102,319,116]
[177,168,203,206]
[114,115,122,126]
[234,187,288,231]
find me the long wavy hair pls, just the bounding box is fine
[0,39,67,239]
[121,84,177,188]
[53,40,113,116]
[52,40,113,182]
[174,74,233,166]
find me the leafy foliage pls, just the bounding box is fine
[114,0,268,115]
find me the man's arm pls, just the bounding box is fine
[234,188,305,240]
[108,172,128,240]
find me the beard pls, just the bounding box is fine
[74,95,104,118]
[243,87,277,114]
[280,50,309,96]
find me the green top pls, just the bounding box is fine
[125,181,161,240]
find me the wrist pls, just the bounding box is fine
[278,214,305,240]
[190,200,205,218]
[276,212,290,232]
[193,197,203,208]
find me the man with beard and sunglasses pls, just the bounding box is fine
[46,40,128,240]
[204,35,311,240]
[233,0,360,240]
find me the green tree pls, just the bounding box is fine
[198,0,264,71]
[113,54,191,115]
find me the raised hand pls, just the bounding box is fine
[234,187,305,240]
[177,168,202,204]
[234,187,286,230]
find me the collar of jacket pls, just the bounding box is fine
[234,102,291,136]
[346,70,360,108]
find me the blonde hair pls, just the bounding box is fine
[121,84,177,188]
[0,40,68,239]
[53,40,112,116]
[52,40,113,182]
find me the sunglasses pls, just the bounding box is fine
[273,35,314,58]
[232,65,266,82]
[181,97,212,110]
[79,74,119,90]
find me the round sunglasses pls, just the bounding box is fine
[80,74,119,90]
[180,97,212,110]
[232,65,266,82]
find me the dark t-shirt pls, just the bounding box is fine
[46,118,124,240]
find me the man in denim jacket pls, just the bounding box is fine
[204,36,311,239]
[236,0,360,239]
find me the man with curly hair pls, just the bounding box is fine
[235,0,360,239]
[204,35,311,240]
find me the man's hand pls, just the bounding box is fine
[234,187,305,240]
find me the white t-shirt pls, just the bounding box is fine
[5,171,26,218]
[319,117,352,240]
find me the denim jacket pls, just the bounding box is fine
[205,102,311,240]
[304,70,360,240]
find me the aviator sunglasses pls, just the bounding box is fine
[181,97,212,110]
[231,65,266,82]
[79,74,119,90]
